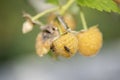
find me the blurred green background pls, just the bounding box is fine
[0,0,37,62]
[1,1,120,80]
[0,0,120,63]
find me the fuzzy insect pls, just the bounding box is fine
[36,24,60,57]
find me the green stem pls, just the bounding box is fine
[79,7,88,30]
[32,7,59,21]
[31,0,75,21]
[60,0,75,15]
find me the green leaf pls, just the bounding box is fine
[77,0,120,14]
[46,0,59,5]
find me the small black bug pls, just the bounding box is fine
[64,46,71,53]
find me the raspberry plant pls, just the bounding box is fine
[22,0,120,58]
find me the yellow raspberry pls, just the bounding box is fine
[63,13,76,30]
[77,26,103,56]
[47,13,56,23]
[51,32,78,58]
[47,13,76,31]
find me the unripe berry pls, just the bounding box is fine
[77,26,103,56]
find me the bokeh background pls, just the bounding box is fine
[0,0,120,80]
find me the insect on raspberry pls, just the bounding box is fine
[36,24,60,57]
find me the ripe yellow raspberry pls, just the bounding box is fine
[63,13,76,30]
[47,13,76,31]
[77,26,103,56]
[51,32,78,58]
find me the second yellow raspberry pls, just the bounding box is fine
[77,26,103,56]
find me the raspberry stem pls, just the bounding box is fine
[79,7,88,30]
[32,0,75,21]
[32,7,59,21]
[60,0,75,15]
